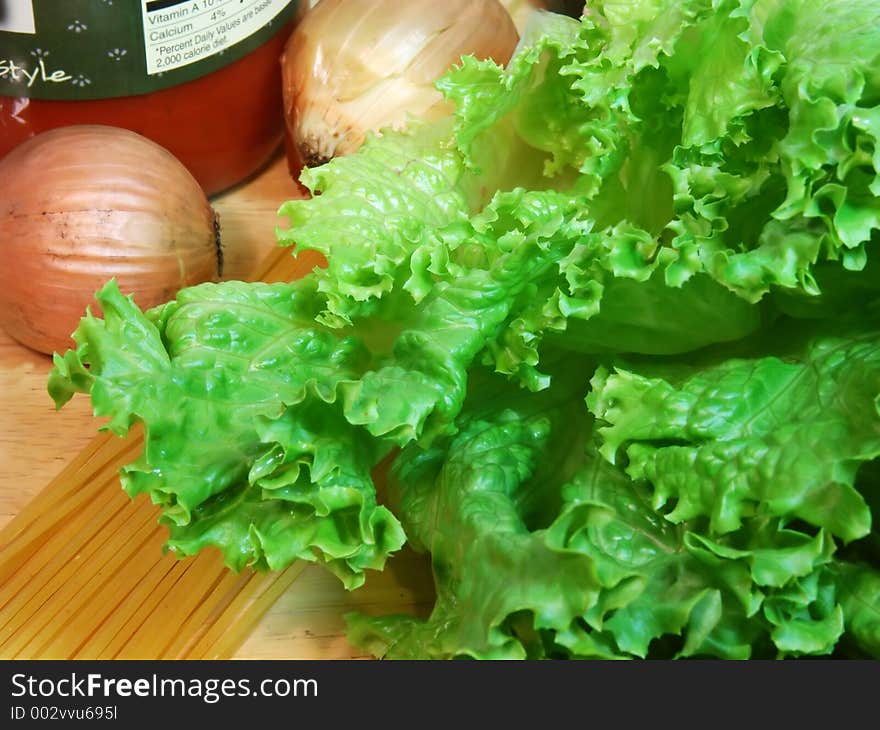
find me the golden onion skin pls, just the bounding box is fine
[0,125,220,355]
[281,0,520,168]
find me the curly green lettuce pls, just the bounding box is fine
[347,330,880,658]
[49,0,879,654]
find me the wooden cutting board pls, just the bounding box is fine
[0,151,434,659]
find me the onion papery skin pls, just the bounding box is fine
[0,125,220,355]
[281,0,519,168]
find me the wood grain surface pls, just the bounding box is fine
[0,151,434,659]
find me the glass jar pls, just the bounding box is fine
[0,0,302,195]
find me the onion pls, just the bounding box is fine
[281,0,520,168]
[500,0,550,33]
[0,125,221,356]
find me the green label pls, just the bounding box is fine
[0,0,299,100]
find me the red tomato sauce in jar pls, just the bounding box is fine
[0,0,303,196]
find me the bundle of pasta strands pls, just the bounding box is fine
[0,248,322,660]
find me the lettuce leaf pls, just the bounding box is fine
[347,360,874,659]
[586,322,880,542]
[49,278,405,586]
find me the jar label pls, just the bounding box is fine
[0,0,300,100]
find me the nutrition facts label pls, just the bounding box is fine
[141,0,290,75]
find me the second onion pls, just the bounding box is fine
[0,125,221,356]
[281,0,520,169]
